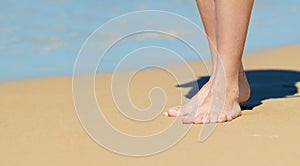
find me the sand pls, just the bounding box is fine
[1,45,300,165]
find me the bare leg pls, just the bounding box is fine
[165,0,217,117]
[198,0,218,69]
[166,0,251,117]
[181,0,254,123]
[215,0,253,79]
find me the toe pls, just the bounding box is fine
[226,113,233,122]
[182,115,195,124]
[218,113,227,123]
[202,114,210,124]
[193,114,204,124]
[209,112,219,123]
[232,111,241,119]
[166,106,181,117]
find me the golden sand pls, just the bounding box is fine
[1,46,300,165]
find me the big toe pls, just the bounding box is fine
[182,115,195,124]
[166,106,181,117]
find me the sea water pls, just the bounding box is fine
[0,0,299,82]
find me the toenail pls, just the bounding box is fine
[164,112,168,116]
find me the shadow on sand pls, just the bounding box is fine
[177,69,300,110]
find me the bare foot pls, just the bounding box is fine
[165,71,250,117]
[166,81,210,117]
[181,82,241,124]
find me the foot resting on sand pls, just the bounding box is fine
[166,68,250,124]
[166,0,254,124]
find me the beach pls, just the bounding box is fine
[1,45,300,165]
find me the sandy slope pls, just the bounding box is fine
[1,45,300,166]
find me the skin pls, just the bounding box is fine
[166,0,254,123]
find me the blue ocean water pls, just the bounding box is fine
[0,0,300,82]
